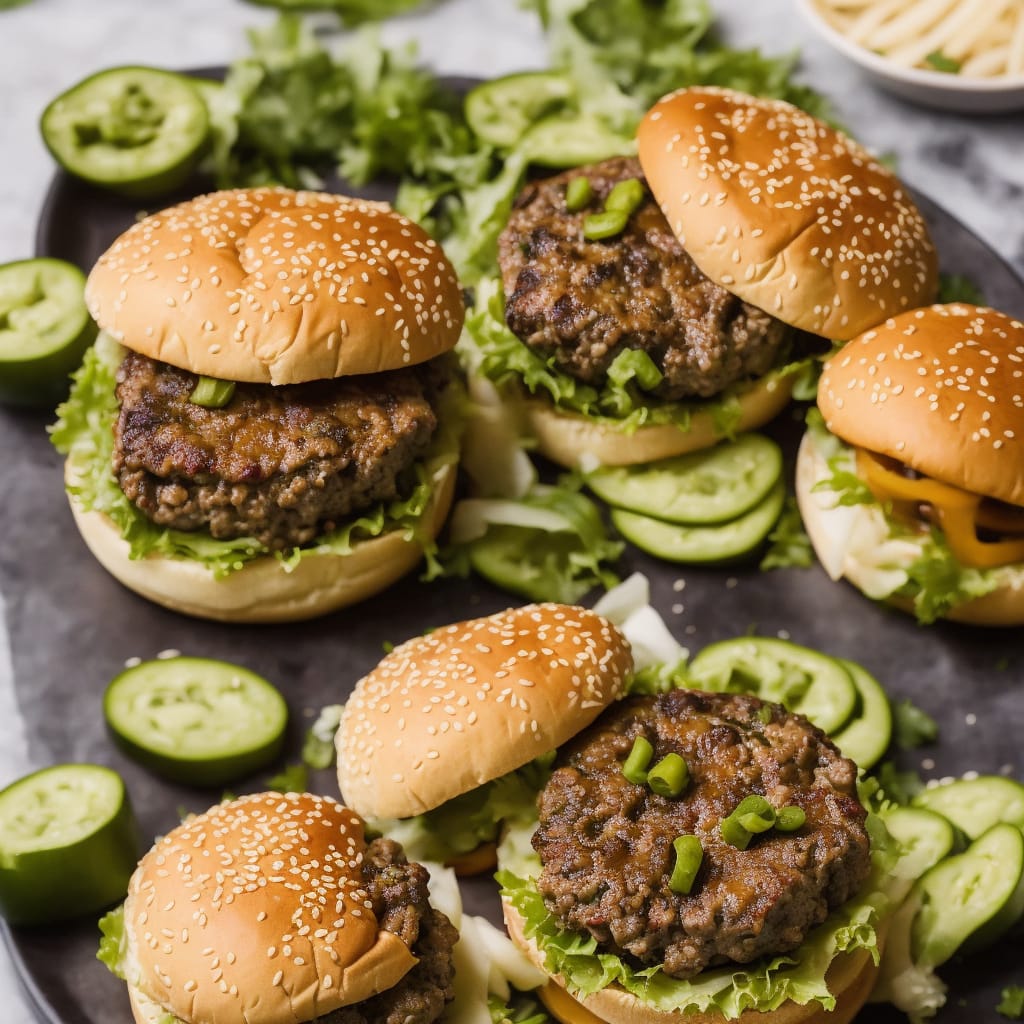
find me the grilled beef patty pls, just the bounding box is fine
[533,689,871,979]
[498,157,789,400]
[113,351,446,550]
[323,838,457,1024]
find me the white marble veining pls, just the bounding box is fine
[0,1,1021,1020]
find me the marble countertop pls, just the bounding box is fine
[0,1,1021,1020]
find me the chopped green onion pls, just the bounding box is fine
[647,753,689,798]
[775,806,806,832]
[565,176,593,212]
[604,178,645,215]
[190,376,236,408]
[622,736,654,784]
[669,834,703,894]
[734,794,776,834]
[720,815,752,850]
[583,209,629,241]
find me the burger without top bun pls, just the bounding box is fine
[473,87,938,468]
[498,689,892,1024]
[336,603,633,875]
[100,791,458,1024]
[52,187,464,623]
[798,302,1024,625]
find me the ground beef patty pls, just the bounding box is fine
[497,157,789,400]
[533,689,871,979]
[323,838,457,1024]
[113,351,445,550]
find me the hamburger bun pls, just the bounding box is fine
[65,458,456,624]
[818,304,1024,506]
[86,187,464,384]
[637,87,938,341]
[122,792,418,1024]
[336,603,633,820]
[519,371,796,468]
[502,899,878,1024]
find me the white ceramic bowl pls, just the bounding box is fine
[796,0,1024,113]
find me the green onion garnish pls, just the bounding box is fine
[565,176,593,212]
[720,815,752,850]
[647,753,689,798]
[669,834,703,894]
[734,794,776,834]
[583,209,629,241]
[604,177,645,215]
[775,806,806,832]
[190,376,236,408]
[622,736,654,784]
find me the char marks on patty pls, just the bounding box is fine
[113,351,446,549]
[533,689,871,978]
[497,157,789,400]
[323,838,457,1024]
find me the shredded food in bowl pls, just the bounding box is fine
[812,0,1024,78]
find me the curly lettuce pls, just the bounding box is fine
[497,801,898,1020]
[50,332,462,578]
[368,755,552,865]
[464,277,812,439]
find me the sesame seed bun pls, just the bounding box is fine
[336,604,633,820]
[123,792,418,1024]
[518,371,796,468]
[66,459,456,624]
[85,187,464,385]
[501,899,877,1024]
[637,87,939,340]
[818,304,1024,506]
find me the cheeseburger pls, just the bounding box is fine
[52,187,464,622]
[100,792,458,1024]
[498,688,891,1024]
[798,303,1024,625]
[475,87,938,468]
[336,603,633,874]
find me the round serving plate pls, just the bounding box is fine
[3,74,1023,1024]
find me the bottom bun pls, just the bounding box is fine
[519,373,796,468]
[796,432,1024,627]
[503,899,877,1024]
[68,461,456,624]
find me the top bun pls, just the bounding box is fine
[819,304,1024,506]
[637,87,938,340]
[86,187,464,385]
[123,792,417,1024]
[337,604,633,820]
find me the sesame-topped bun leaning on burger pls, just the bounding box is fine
[468,87,938,469]
[336,603,633,875]
[96,792,459,1024]
[798,303,1024,625]
[51,187,465,623]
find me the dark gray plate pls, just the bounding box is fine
[3,75,1023,1024]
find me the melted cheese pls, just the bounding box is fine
[538,982,608,1024]
[856,449,1024,569]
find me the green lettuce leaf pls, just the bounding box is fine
[446,480,624,603]
[490,991,552,1024]
[97,905,127,979]
[369,756,552,864]
[497,802,896,1020]
[50,333,462,579]
[464,277,811,435]
[899,533,1002,625]
[241,0,432,25]
[760,496,813,571]
[936,273,985,305]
